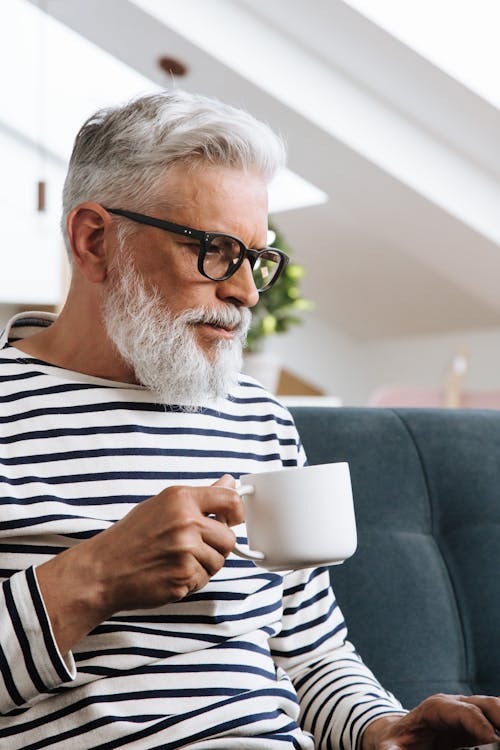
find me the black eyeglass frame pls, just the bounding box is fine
[105,207,289,292]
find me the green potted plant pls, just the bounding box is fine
[244,222,313,390]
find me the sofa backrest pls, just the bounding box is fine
[290,406,500,709]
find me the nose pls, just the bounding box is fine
[216,258,260,308]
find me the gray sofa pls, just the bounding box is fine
[290,406,500,710]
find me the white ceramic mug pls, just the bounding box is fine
[234,462,357,570]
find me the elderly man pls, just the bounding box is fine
[0,91,498,750]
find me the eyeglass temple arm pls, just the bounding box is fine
[105,208,206,240]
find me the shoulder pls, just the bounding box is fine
[0,347,39,388]
[231,374,295,420]
[223,374,303,447]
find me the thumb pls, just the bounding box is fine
[212,474,237,489]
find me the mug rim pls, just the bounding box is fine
[240,461,349,482]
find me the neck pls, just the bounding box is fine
[12,282,137,383]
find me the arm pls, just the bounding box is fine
[270,569,500,750]
[269,567,406,750]
[36,475,243,655]
[0,475,242,712]
[0,567,76,714]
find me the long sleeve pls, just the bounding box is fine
[270,567,406,750]
[0,567,75,715]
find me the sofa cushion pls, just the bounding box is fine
[291,407,500,709]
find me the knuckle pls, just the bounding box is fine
[226,491,245,519]
[425,693,447,705]
[174,553,198,579]
[417,693,449,713]
[184,558,200,579]
[216,522,235,548]
[168,563,200,597]
[459,699,481,713]
[171,485,192,501]
[217,474,236,488]
[230,491,244,511]
[169,584,190,601]
[177,513,203,535]
[484,695,500,707]
[215,556,226,574]
[167,532,196,559]
[224,526,237,549]
[220,538,236,559]
[226,490,242,508]
[206,553,225,577]
[177,536,198,555]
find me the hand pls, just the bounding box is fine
[88,473,243,609]
[37,474,244,653]
[362,694,500,750]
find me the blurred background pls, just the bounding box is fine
[3,0,500,407]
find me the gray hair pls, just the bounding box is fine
[61,89,286,255]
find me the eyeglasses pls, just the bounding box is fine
[105,207,289,292]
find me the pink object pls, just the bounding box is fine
[368,386,500,409]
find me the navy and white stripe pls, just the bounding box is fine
[0,312,404,749]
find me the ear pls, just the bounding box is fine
[66,202,115,283]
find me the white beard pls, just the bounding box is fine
[102,252,251,409]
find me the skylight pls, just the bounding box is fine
[1,0,326,216]
[130,0,329,213]
[0,0,161,162]
[268,170,327,214]
[345,0,500,110]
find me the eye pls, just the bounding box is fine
[181,241,201,253]
[208,236,240,259]
[205,244,225,256]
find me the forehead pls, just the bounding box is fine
[154,162,269,243]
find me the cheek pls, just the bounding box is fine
[146,244,201,286]
[151,274,216,314]
[137,245,217,308]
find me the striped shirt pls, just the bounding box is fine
[0,312,404,750]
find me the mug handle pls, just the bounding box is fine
[233,484,266,562]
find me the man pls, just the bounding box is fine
[0,90,498,749]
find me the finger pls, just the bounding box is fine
[201,517,237,557]
[193,540,228,579]
[211,474,236,489]
[442,699,500,745]
[210,475,241,525]
[460,696,500,740]
[165,537,228,598]
[197,486,244,527]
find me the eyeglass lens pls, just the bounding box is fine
[251,252,281,290]
[202,236,281,290]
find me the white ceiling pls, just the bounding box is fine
[28,0,500,339]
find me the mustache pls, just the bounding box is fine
[181,305,252,332]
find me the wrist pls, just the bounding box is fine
[36,541,113,655]
[361,714,406,750]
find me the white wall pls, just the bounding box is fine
[260,314,370,405]
[265,313,500,406]
[364,325,500,402]
[0,305,22,329]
